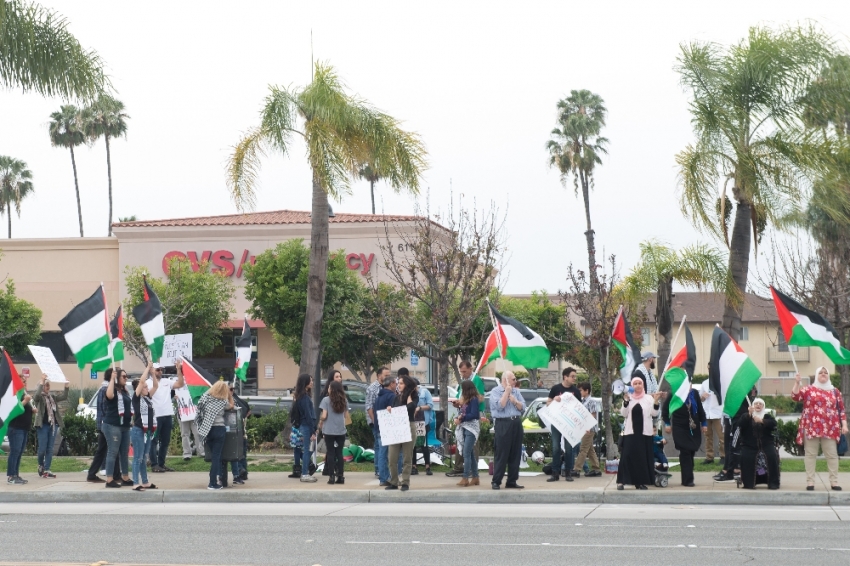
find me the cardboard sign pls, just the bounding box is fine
[376,409,412,446]
[27,345,68,383]
[415,421,426,437]
[174,387,197,422]
[162,334,192,366]
[536,394,596,447]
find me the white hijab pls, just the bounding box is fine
[752,398,767,420]
[812,366,834,391]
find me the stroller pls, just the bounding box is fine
[653,434,672,488]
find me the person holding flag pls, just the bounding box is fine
[738,397,780,490]
[0,350,28,484]
[234,317,252,383]
[662,366,707,487]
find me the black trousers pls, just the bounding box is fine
[87,429,120,480]
[324,434,345,477]
[722,417,740,474]
[679,449,695,485]
[151,415,173,467]
[492,417,523,486]
[414,424,431,467]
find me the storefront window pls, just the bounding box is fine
[11,331,75,364]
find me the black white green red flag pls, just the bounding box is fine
[92,306,125,372]
[181,357,214,403]
[667,323,696,379]
[611,306,642,384]
[58,287,110,369]
[709,326,761,416]
[234,318,251,382]
[0,350,26,448]
[132,277,165,362]
[483,303,550,369]
[770,286,850,365]
[665,323,697,414]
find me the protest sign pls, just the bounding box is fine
[162,334,192,366]
[415,421,426,437]
[174,387,197,421]
[27,345,68,383]
[377,409,412,446]
[536,394,596,447]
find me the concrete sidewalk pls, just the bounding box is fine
[2,470,849,505]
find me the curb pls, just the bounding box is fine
[0,489,839,505]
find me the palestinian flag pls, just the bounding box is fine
[664,366,691,415]
[234,318,252,382]
[771,286,850,365]
[58,286,110,369]
[132,277,165,362]
[709,326,762,417]
[483,303,550,369]
[181,357,214,403]
[611,306,642,384]
[0,350,26,449]
[667,323,696,378]
[92,306,125,372]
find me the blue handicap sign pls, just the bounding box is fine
[90,369,98,380]
[410,350,419,366]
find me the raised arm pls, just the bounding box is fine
[174,359,185,389]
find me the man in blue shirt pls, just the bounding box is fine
[373,374,398,486]
[411,373,434,475]
[489,371,526,490]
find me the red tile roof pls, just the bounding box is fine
[643,292,777,324]
[113,209,420,228]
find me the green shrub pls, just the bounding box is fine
[776,418,804,456]
[61,413,98,456]
[347,410,373,449]
[247,408,289,449]
[762,396,802,415]
[692,374,709,384]
[523,432,552,456]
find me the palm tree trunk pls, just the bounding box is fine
[70,146,84,237]
[580,171,598,293]
[370,179,375,215]
[722,199,752,341]
[299,170,330,382]
[656,277,674,372]
[6,202,10,238]
[105,134,113,236]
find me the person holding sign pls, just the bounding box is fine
[130,362,158,491]
[546,367,580,482]
[453,380,481,487]
[385,375,419,491]
[33,375,69,478]
[489,371,526,490]
[148,363,184,473]
[173,360,205,462]
[616,377,661,490]
[373,375,399,486]
[573,382,602,477]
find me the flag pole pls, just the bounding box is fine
[486,298,506,373]
[102,282,116,373]
[658,315,687,389]
[787,346,800,376]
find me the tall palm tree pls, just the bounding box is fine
[227,62,427,379]
[676,25,836,341]
[84,94,129,236]
[0,155,34,238]
[49,105,87,237]
[546,90,608,293]
[624,241,736,370]
[0,0,108,99]
[358,163,381,214]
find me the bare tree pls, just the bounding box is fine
[366,194,506,423]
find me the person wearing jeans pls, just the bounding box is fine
[545,368,579,482]
[86,379,121,483]
[102,367,134,488]
[372,375,397,485]
[454,380,481,487]
[130,363,157,491]
[196,381,234,490]
[33,377,68,478]
[290,374,318,483]
[6,394,34,485]
[206,426,226,489]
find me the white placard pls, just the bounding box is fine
[162,334,192,366]
[376,409,412,446]
[536,395,596,447]
[27,345,67,383]
[174,387,197,422]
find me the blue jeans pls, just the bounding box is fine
[462,429,478,479]
[374,426,402,483]
[130,427,153,485]
[371,424,381,473]
[293,424,314,470]
[36,424,57,471]
[206,426,226,487]
[6,428,27,477]
[103,423,130,477]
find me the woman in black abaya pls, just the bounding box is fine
[663,387,707,487]
[738,398,780,490]
[617,377,661,490]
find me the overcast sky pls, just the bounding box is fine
[1,1,847,294]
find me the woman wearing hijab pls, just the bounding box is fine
[617,377,662,490]
[663,384,707,487]
[738,398,780,490]
[793,367,848,491]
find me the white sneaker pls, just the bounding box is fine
[300,475,318,483]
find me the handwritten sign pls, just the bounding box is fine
[376,409,412,446]
[415,421,426,437]
[27,345,67,383]
[537,395,596,447]
[162,334,192,366]
[174,387,197,422]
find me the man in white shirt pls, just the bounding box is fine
[172,360,204,461]
[699,379,724,464]
[147,362,184,472]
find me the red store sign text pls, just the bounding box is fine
[162,250,256,278]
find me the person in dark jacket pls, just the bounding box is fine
[6,394,35,484]
[86,375,122,483]
[738,398,780,490]
[103,367,135,488]
[33,376,69,478]
[373,375,398,486]
[290,374,317,483]
[385,375,419,491]
[714,386,757,482]
[227,382,250,484]
[663,387,707,487]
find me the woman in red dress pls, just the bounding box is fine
[792,366,849,491]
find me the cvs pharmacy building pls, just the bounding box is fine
[4,210,421,393]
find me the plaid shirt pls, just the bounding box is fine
[365,380,382,424]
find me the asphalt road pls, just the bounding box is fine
[2,503,849,566]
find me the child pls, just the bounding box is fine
[653,434,669,472]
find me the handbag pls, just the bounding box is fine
[344,409,352,426]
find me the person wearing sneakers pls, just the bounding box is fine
[102,367,135,488]
[453,380,481,487]
[130,362,158,492]
[385,374,419,492]
[86,374,121,484]
[546,367,580,482]
[290,374,318,483]
[147,363,183,473]
[318,381,349,485]
[196,381,234,490]
[573,382,602,478]
[6,393,34,485]
[33,376,68,479]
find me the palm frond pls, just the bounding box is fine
[676,142,722,237]
[226,128,266,211]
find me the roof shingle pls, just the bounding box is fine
[112,209,420,228]
[643,292,777,324]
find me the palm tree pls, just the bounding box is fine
[0,156,34,238]
[49,105,87,236]
[0,0,108,99]
[624,240,736,371]
[546,90,608,293]
[676,25,836,341]
[227,62,427,378]
[84,94,129,236]
[358,164,381,214]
